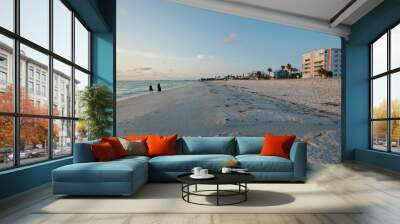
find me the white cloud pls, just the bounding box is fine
[127,67,152,72]
[224,32,238,44]
[196,54,215,60]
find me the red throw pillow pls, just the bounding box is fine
[91,142,117,161]
[146,134,178,157]
[101,137,127,158]
[260,134,296,159]
[124,135,148,142]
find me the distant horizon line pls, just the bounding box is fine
[116,79,198,81]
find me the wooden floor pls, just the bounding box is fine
[1,162,400,224]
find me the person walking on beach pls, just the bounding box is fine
[157,83,162,92]
[149,85,153,92]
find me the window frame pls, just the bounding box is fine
[370,21,400,154]
[0,0,92,171]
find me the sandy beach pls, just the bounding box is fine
[117,79,341,164]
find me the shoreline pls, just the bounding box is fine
[117,81,198,103]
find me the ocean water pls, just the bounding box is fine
[117,80,195,100]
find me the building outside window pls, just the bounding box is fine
[35,70,40,81]
[28,81,34,94]
[0,54,7,67]
[41,73,46,83]
[28,67,34,80]
[0,71,7,85]
[41,85,46,97]
[0,0,91,170]
[36,83,40,95]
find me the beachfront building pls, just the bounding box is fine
[273,67,300,79]
[302,48,341,78]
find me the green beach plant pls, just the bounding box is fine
[79,84,113,140]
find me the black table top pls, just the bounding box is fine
[177,172,255,185]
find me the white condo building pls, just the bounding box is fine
[302,48,342,78]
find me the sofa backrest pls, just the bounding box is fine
[235,137,264,155]
[180,137,235,155]
[74,139,100,163]
[75,136,302,160]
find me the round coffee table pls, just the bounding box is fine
[177,173,255,206]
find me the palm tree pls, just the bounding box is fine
[317,68,327,78]
[286,63,292,72]
[267,68,273,73]
[280,65,285,70]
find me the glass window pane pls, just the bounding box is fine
[74,69,89,118]
[53,0,72,60]
[53,119,72,157]
[75,120,88,143]
[20,0,49,49]
[0,0,14,31]
[372,33,387,76]
[391,72,400,118]
[20,117,49,165]
[391,24,400,70]
[75,18,89,70]
[391,120,400,153]
[0,34,14,112]
[372,121,388,151]
[53,59,72,117]
[0,116,14,170]
[20,44,49,115]
[372,76,387,119]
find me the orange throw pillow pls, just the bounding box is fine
[91,142,117,162]
[124,135,148,142]
[146,134,178,157]
[260,134,296,159]
[101,137,127,158]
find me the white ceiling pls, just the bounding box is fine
[228,0,352,23]
[171,0,384,38]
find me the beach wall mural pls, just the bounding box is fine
[116,0,342,164]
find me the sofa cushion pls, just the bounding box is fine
[101,137,127,158]
[181,137,235,155]
[124,135,148,142]
[147,134,178,157]
[53,158,147,183]
[119,138,147,156]
[236,137,264,155]
[236,155,293,172]
[260,134,296,159]
[149,154,235,172]
[91,142,118,161]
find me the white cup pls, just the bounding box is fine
[200,169,208,176]
[221,167,232,174]
[191,167,202,176]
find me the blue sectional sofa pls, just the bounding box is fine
[52,137,307,196]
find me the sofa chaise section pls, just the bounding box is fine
[52,158,148,196]
[52,142,149,196]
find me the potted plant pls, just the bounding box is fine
[79,84,113,140]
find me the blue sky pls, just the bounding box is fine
[117,0,341,80]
